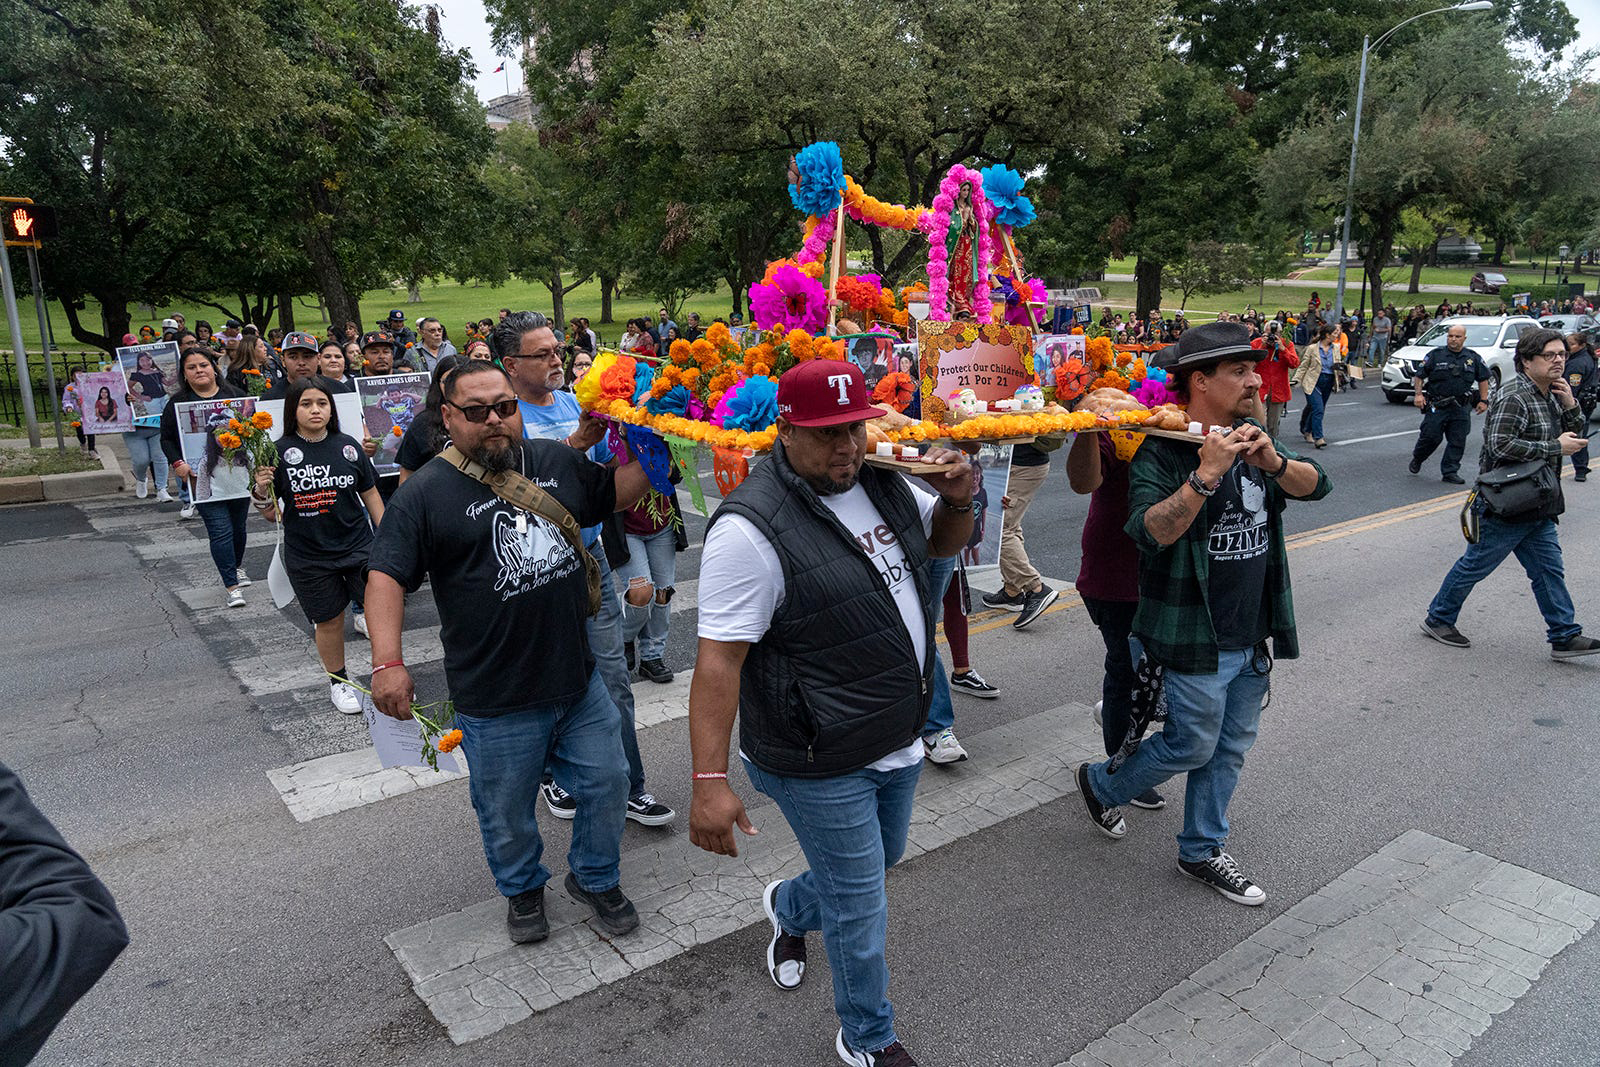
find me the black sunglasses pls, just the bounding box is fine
[444,398,520,423]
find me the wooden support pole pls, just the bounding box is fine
[827,201,846,335]
[1002,228,1040,331]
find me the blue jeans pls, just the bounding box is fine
[1088,648,1269,862]
[615,527,676,661]
[197,499,249,587]
[1366,335,1389,366]
[457,668,629,897]
[922,555,957,737]
[1299,372,1334,439]
[123,429,168,489]
[1427,516,1580,644]
[588,542,646,798]
[746,758,922,1053]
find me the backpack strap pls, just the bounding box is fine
[437,445,602,616]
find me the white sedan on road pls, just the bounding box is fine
[1380,316,1541,403]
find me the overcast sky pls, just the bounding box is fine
[433,0,1600,104]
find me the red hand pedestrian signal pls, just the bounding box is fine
[11,209,34,238]
[2,203,57,242]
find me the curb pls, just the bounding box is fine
[0,445,125,504]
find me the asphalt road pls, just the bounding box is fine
[5,382,1599,1067]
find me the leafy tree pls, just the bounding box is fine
[1166,241,1251,309]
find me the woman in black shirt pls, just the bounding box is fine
[252,376,384,714]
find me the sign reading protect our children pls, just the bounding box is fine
[917,321,1034,407]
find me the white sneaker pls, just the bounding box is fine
[179,503,197,520]
[236,574,252,588]
[352,612,369,638]
[134,479,149,499]
[156,489,173,503]
[226,588,245,608]
[922,727,969,764]
[329,680,363,715]
[1093,700,1103,726]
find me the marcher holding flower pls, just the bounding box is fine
[161,347,253,607]
[253,376,384,714]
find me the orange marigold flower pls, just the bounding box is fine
[228,417,244,432]
[706,322,731,348]
[250,411,273,429]
[437,728,463,753]
[241,367,263,377]
[669,339,694,366]
[392,426,403,437]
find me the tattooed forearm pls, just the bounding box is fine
[1142,487,1203,546]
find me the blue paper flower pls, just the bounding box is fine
[978,165,1036,229]
[631,362,656,406]
[722,375,778,431]
[629,428,675,495]
[644,384,693,416]
[790,142,846,217]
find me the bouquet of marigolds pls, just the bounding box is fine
[239,367,271,396]
[214,403,278,481]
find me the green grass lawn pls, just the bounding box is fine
[0,446,101,477]
[1290,264,1564,288]
[0,276,744,355]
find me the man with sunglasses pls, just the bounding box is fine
[494,311,678,830]
[367,360,653,944]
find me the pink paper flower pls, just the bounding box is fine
[748,265,828,332]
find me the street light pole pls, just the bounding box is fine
[1334,2,1495,329]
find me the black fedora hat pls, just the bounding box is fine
[1152,321,1257,374]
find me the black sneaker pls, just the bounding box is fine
[1074,764,1126,840]
[625,792,676,826]
[1551,634,1600,660]
[541,780,577,820]
[638,657,674,684]
[1442,473,1465,484]
[762,880,806,990]
[506,886,549,944]
[563,871,639,936]
[1576,471,1589,482]
[836,1029,918,1066]
[1408,458,1422,475]
[1178,848,1267,906]
[1129,788,1166,811]
[980,588,1027,612]
[949,669,1000,699]
[1013,586,1060,630]
[1420,619,1470,648]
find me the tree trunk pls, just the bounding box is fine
[599,272,616,323]
[60,293,124,353]
[547,270,566,331]
[407,277,422,303]
[1491,237,1506,265]
[306,229,360,337]
[278,291,296,332]
[1408,256,1424,295]
[1135,257,1163,319]
[1364,214,1398,313]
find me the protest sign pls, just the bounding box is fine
[353,372,430,474]
[917,321,1034,406]
[175,397,257,502]
[76,369,134,434]
[1033,333,1086,388]
[115,341,181,424]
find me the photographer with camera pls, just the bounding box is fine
[1251,321,1299,440]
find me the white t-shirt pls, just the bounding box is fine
[700,479,938,771]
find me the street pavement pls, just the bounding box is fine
[5,381,1600,1067]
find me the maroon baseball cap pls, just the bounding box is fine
[776,359,885,427]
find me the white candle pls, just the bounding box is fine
[901,446,919,460]
[876,441,894,456]
[1187,421,1203,436]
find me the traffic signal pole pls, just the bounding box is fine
[0,241,40,446]
[26,247,63,449]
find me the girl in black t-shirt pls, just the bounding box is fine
[252,376,384,716]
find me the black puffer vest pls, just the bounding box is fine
[708,442,934,777]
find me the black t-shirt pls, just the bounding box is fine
[395,419,443,472]
[272,432,378,562]
[1012,441,1050,467]
[367,439,617,716]
[1205,460,1271,650]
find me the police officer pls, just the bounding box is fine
[1409,324,1490,484]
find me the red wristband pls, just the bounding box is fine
[691,771,728,781]
[371,660,405,674]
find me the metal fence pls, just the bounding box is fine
[0,350,111,429]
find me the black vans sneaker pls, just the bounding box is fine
[1551,634,1600,660]
[506,886,549,944]
[1074,764,1127,840]
[541,780,577,819]
[626,792,676,826]
[1420,619,1470,648]
[762,880,806,990]
[836,1029,918,1066]
[1178,848,1267,906]
[563,872,639,936]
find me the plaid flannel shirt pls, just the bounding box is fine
[1123,424,1332,676]
[1479,372,1585,476]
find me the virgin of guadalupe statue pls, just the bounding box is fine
[945,182,981,314]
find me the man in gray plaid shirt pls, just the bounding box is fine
[1422,328,1599,660]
